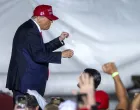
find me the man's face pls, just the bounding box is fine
[37,16,52,30]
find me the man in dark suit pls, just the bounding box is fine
[6,4,74,105]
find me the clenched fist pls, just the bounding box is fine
[62,49,74,58]
[102,62,118,75]
[59,32,69,41]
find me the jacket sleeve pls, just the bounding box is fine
[27,30,62,64]
[44,37,64,52]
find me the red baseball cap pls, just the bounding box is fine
[95,90,109,109]
[33,5,58,21]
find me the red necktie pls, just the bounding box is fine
[40,32,42,37]
[40,32,50,78]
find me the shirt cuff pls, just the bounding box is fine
[61,41,64,45]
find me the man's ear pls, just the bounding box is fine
[36,106,39,110]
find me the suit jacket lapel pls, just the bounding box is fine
[27,19,43,40]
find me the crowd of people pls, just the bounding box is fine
[2,4,139,110]
[12,62,140,110]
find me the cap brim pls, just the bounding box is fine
[48,14,59,21]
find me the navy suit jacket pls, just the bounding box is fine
[6,19,64,96]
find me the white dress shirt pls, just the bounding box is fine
[31,19,41,33]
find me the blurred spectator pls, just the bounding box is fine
[130,93,140,110]
[76,73,97,110]
[48,97,65,106]
[0,91,13,110]
[77,68,110,110]
[45,104,58,110]
[26,94,39,110]
[14,94,39,110]
[77,68,101,89]
[95,90,109,110]
[44,97,65,110]
[59,100,76,110]
[27,90,65,110]
[103,62,129,110]
[27,89,47,110]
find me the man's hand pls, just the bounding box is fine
[102,62,118,75]
[59,32,69,41]
[79,73,96,109]
[62,49,74,58]
[103,62,129,110]
[79,73,94,94]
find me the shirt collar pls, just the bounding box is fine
[31,19,41,32]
